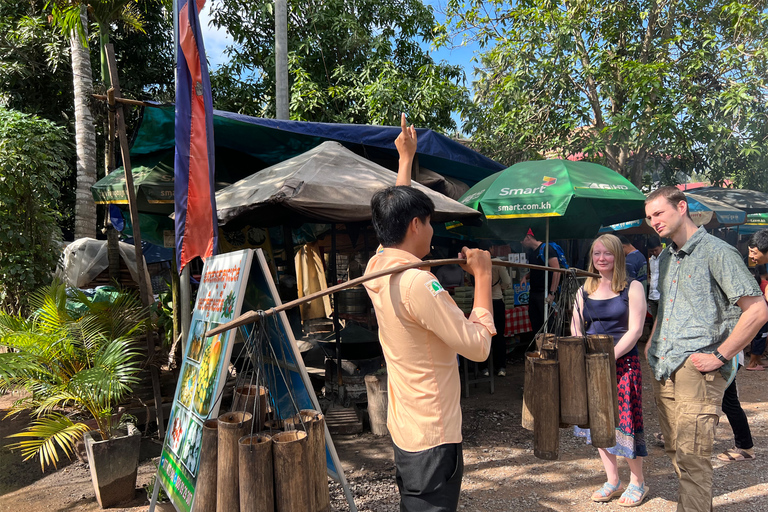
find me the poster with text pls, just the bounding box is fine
[156,249,253,512]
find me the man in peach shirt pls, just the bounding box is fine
[364,115,495,511]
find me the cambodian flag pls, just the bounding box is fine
[175,0,217,271]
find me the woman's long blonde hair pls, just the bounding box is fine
[584,234,628,294]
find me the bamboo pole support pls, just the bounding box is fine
[585,353,616,448]
[521,352,539,431]
[206,260,598,337]
[217,412,253,512]
[273,430,311,512]
[557,337,589,426]
[586,334,620,427]
[238,434,274,512]
[289,410,330,512]
[532,359,559,460]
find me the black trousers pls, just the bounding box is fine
[722,374,753,450]
[528,292,545,335]
[393,442,463,512]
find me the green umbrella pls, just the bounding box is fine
[91,152,175,215]
[448,159,647,241]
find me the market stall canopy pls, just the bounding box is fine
[688,187,768,214]
[449,159,647,240]
[215,141,483,226]
[129,103,505,188]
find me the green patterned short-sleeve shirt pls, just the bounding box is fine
[649,227,762,382]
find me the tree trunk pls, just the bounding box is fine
[71,5,97,240]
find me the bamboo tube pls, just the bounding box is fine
[191,419,218,512]
[586,334,620,427]
[557,337,589,426]
[233,385,268,431]
[273,430,311,512]
[238,434,274,512]
[290,410,330,512]
[585,353,616,448]
[364,374,389,436]
[532,359,560,460]
[217,412,253,512]
[521,352,540,431]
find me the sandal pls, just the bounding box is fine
[618,482,649,507]
[745,365,765,371]
[717,447,756,462]
[591,480,623,502]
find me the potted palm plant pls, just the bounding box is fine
[0,282,147,508]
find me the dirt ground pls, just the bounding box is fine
[0,342,766,512]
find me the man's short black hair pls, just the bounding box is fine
[618,235,631,245]
[371,186,435,246]
[647,236,661,249]
[748,229,768,253]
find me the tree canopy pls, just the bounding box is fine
[209,0,470,132]
[440,0,768,188]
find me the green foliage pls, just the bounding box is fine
[209,0,470,132]
[0,282,146,470]
[0,107,69,314]
[440,0,768,187]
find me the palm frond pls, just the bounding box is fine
[7,414,90,471]
[47,2,89,46]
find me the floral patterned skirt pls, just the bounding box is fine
[574,354,647,458]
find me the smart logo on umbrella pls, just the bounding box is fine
[499,175,557,197]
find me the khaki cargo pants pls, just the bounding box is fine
[652,356,728,512]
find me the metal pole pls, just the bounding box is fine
[275,0,289,119]
[543,218,550,332]
[181,264,191,358]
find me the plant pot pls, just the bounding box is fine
[84,423,142,508]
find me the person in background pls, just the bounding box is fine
[571,234,648,506]
[619,235,648,296]
[364,114,495,512]
[747,230,768,370]
[646,237,663,322]
[482,260,512,377]
[435,263,466,291]
[520,229,561,334]
[645,187,768,511]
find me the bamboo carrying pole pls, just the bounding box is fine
[217,412,253,512]
[289,410,330,512]
[191,419,218,512]
[585,353,616,448]
[273,430,311,512]
[364,374,389,436]
[533,359,560,460]
[206,259,598,337]
[238,434,274,512]
[232,385,268,432]
[521,352,540,431]
[557,337,589,426]
[586,335,620,428]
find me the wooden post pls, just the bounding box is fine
[191,419,218,512]
[521,352,539,431]
[586,334,620,427]
[557,337,588,426]
[238,434,274,512]
[364,374,389,436]
[217,411,253,512]
[585,353,616,448]
[532,359,559,460]
[273,430,311,512]
[104,43,165,437]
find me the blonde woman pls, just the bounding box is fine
[571,234,648,507]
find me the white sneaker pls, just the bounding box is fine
[497,368,506,377]
[481,368,490,377]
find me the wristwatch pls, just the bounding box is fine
[713,349,729,363]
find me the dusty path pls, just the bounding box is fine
[0,344,766,511]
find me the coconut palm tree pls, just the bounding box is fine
[48,1,146,240]
[0,282,147,469]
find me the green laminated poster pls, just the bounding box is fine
[156,249,253,512]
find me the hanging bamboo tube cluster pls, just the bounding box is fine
[524,333,619,460]
[192,401,330,512]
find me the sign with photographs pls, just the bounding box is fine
[156,249,253,512]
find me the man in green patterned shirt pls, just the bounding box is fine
[644,187,768,512]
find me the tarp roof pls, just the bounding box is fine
[130,104,505,187]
